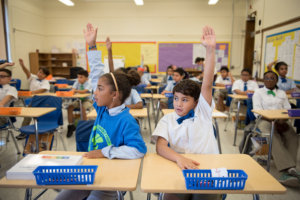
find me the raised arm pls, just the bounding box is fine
[106,37,114,72]
[0,62,14,69]
[201,26,216,106]
[18,59,31,79]
[267,60,277,71]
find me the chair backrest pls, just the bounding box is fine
[133,84,147,94]
[30,95,63,126]
[75,120,95,152]
[56,79,68,84]
[158,84,167,94]
[245,97,256,125]
[10,79,21,91]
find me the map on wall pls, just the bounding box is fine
[264,27,300,83]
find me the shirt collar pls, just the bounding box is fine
[263,86,277,92]
[0,84,9,88]
[106,104,126,116]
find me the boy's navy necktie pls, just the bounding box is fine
[0,85,2,88]
[168,76,173,80]
[223,77,229,81]
[243,82,248,91]
[177,109,195,124]
[37,79,42,82]
[280,77,287,83]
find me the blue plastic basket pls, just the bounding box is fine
[183,169,248,190]
[165,93,174,98]
[33,165,98,185]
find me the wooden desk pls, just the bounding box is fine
[226,94,249,146]
[287,94,300,99]
[252,109,300,171]
[150,78,162,83]
[0,107,56,153]
[213,86,226,90]
[0,151,142,200]
[145,85,160,94]
[140,93,153,99]
[161,109,227,153]
[141,153,286,199]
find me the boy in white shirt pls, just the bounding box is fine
[232,68,258,95]
[253,71,299,187]
[0,68,18,126]
[152,26,220,200]
[214,66,234,111]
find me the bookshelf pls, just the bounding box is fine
[29,50,77,79]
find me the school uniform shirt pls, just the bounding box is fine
[142,72,151,82]
[252,87,291,117]
[163,75,173,85]
[190,77,201,83]
[277,76,296,91]
[152,94,219,154]
[72,79,93,100]
[141,75,150,85]
[124,89,142,106]
[164,80,176,92]
[28,74,50,92]
[215,75,232,85]
[0,84,18,106]
[232,79,258,94]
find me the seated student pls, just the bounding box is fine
[142,64,151,82]
[0,68,18,126]
[137,67,151,86]
[232,68,258,95]
[16,59,51,139]
[253,71,299,187]
[19,59,50,94]
[162,65,174,85]
[55,23,147,200]
[267,60,296,94]
[189,72,202,83]
[161,68,187,95]
[214,66,235,111]
[124,69,143,109]
[152,26,220,200]
[66,69,93,138]
[195,57,205,71]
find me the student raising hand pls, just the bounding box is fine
[83,23,98,47]
[106,37,112,50]
[201,26,216,49]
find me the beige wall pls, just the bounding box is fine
[249,0,300,78]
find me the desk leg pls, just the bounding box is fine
[158,193,164,200]
[147,101,152,138]
[267,120,275,172]
[79,99,83,120]
[33,118,39,153]
[233,100,241,146]
[214,118,222,154]
[155,100,161,127]
[146,193,151,200]
[151,98,155,117]
[224,98,233,132]
[117,191,124,200]
[25,188,32,200]
[253,194,260,200]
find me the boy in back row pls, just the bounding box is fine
[152,26,221,200]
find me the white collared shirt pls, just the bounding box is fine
[124,89,142,106]
[152,94,219,154]
[28,74,50,92]
[215,75,232,85]
[253,87,291,117]
[232,79,258,94]
[0,84,18,106]
[107,103,126,116]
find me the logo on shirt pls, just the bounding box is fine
[89,125,112,151]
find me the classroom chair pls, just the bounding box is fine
[134,84,147,94]
[19,95,66,153]
[10,78,21,91]
[151,75,158,79]
[75,120,94,152]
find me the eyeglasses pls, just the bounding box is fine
[0,75,10,78]
[264,77,277,81]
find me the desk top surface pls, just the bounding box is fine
[228,94,248,100]
[0,151,142,191]
[252,109,300,120]
[18,92,91,98]
[141,153,286,194]
[0,107,56,117]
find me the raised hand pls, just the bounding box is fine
[83,23,98,47]
[106,37,112,50]
[201,26,216,49]
[19,59,25,67]
[0,62,14,69]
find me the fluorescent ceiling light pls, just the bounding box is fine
[134,0,144,6]
[208,0,219,5]
[58,0,75,6]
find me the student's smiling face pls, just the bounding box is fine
[173,92,197,117]
[278,64,288,77]
[37,69,47,80]
[94,77,115,107]
[0,71,11,85]
[264,72,278,90]
[220,70,228,78]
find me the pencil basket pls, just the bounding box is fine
[0,107,22,115]
[56,91,74,97]
[288,109,300,117]
[33,165,98,185]
[291,92,300,97]
[164,93,174,98]
[247,93,253,98]
[225,85,232,89]
[183,169,248,190]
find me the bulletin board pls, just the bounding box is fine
[86,42,157,73]
[158,42,230,73]
[264,27,300,83]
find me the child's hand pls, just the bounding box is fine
[176,156,200,170]
[19,59,25,67]
[83,23,98,47]
[201,26,216,49]
[106,37,112,50]
[83,150,104,159]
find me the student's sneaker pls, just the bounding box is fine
[16,133,26,140]
[67,124,76,138]
[287,168,300,181]
[279,173,300,187]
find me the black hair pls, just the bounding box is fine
[173,79,201,101]
[77,69,89,77]
[127,69,141,86]
[0,68,12,77]
[39,67,50,77]
[144,65,150,72]
[274,61,288,72]
[241,68,252,75]
[195,57,205,64]
[220,66,229,72]
[166,65,173,74]
[174,67,189,79]
[263,71,278,89]
[101,72,133,103]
